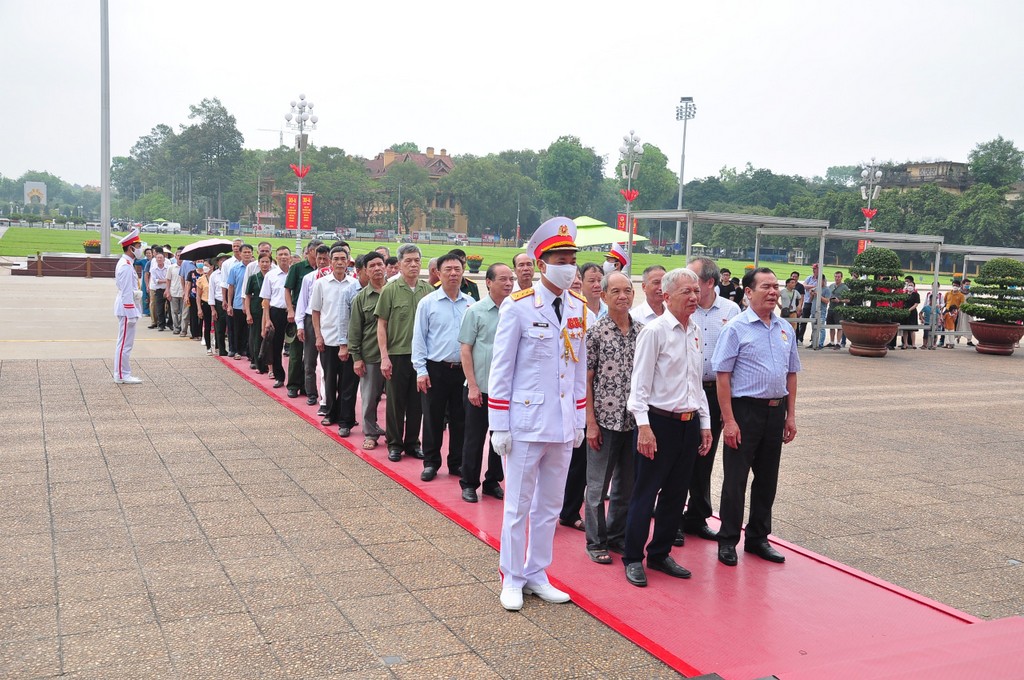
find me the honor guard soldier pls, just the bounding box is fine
[113,228,144,384]
[489,216,588,611]
[604,241,629,274]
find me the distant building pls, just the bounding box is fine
[364,147,468,234]
[882,161,972,195]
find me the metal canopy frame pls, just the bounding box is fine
[936,244,1024,278]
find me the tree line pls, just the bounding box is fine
[3,97,1022,262]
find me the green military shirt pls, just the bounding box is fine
[348,285,384,364]
[283,259,315,310]
[374,278,434,355]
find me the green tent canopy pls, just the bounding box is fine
[571,215,649,248]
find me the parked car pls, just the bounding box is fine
[141,223,160,233]
[319,231,338,241]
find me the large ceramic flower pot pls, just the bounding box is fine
[969,320,1024,356]
[839,321,899,357]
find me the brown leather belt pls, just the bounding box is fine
[648,406,697,421]
[703,380,716,389]
[428,360,462,370]
[736,396,784,407]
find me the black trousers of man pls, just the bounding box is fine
[321,347,357,427]
[460,388,504,493]
[268,306,289,382]
[213,300,228,356]
[718,397,787,548]
[796,302,813,342]
[302,314,319,400]
[623,412,700,565]
[231,306,248,358]
[682,382,723,532]
[559,443,587,527]
[286,317,306,394]
[225,311,235,355]
[385,354,421,455]
[421,361,465,473]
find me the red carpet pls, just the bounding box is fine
[221,357,1024,679]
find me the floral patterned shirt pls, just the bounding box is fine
[586,314,643,432]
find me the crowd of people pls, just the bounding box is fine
[113,220,972,611]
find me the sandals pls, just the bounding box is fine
[362,437,378,450]
[587,549,612,565]
[559,518,585,531]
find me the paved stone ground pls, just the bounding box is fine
[1,272,1022,678]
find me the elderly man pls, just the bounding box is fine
[490,217,588,611]
[677,257,740,546]
[349,252,389,449]
[712,267,800,567]
[458,262,515,502]
[511,252,534,292]
[295,245,331,405]
[284,240,323,398]
[113,229,144,384]
[376,244,434,462]
[583,271,641,564]
[413,253,475,481]
[312,246,358,436]
[631,265,666,325]
[226,243,254,361]
[622,268,712,587]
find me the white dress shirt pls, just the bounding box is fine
[310,274,356,347]
[208,270,223,303]
[259,268,288,309]
[627,311,710,428]
[630,299,663,325]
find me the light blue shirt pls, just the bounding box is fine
[412,287,474,377]
[227,261,247,309]
[693,295,741,381]
[712,307,801,398]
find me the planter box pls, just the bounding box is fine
[840,321,899,357]
[969,320,1024,356]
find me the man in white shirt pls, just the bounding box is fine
[220,239,243,355]
[167,249,185,335]
[147,250,169,331]
[296,245,331,407]
[622,267,712,588]
[311,246,358,436]
[630,265,666,325]
[511,252,534,293]
[260,246,292,387]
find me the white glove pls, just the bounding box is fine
[574,428,585,448]
[127,316,138,326]
[491,430,513,457]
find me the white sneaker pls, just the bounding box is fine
[499,586,523,611]
[523,583,570,604]
[206,349,213,355]
[114,376,143,384]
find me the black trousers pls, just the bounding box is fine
[200,301,212,349]
[213,300,228,355]
[321,346,357,427]
[460,388,504,492]
[248,312,264,371]
[268,306,289,382]
[718,397,787,548]
[287,317,305,393]
[559,443,587,525]
[152,288,167,329]
[188,299,201,338]
[231,307,248,357]
[421,361,465,472]
[226,312,235,354]
[302,315,319,399]
[796,303,812,341]
[623,412,699,564]
[682,384,723,531]
[384,354,421,453]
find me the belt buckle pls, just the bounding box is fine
[680,411,694,421]
[768,399,781,407]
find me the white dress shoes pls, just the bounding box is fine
[523,583,570,603]
[500,586,523,611]
[114,376,143,384]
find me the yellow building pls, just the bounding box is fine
[364,147,468,234]
[883,161,972,195]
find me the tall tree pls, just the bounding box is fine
[968,135,1024,188]
[440,155,539,237]
[537,136,603,217]
[179,98,244,218]
[389,142,420,154]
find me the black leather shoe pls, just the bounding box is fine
[685,525,719,541]
[744,541,785,563]
[387,449,402,462]
[320,417,333,426]
[306,396,317,406]
[287,388,299,398]
[316,408,328,417]
[718,545,738,567]
[407,448,425,460]
[420,467,438,482]
[482,486,504,500]
[461,488,478,503]
[337,427,351,437]
[625,562,647,587]
[272,380,284,389]
[673,529,685,547]
[647,556,692,579]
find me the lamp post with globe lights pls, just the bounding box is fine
[674,97,696,247]
[619,130,643,278]
[285,94,318,256]
[858,159,883,252]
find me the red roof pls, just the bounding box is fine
[365,150,454,180]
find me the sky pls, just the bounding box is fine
[2,0,1022,189]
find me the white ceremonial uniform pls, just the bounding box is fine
[488,285,588,589]
[113,253,142,381]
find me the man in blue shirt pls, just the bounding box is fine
[226,244,253,360]
[712,267,801,567]
[412,253,475,482]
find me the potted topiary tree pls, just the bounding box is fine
[466,253,484,274]
[835,246,907,357]
[960,257,1024,355]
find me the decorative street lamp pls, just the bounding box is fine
[859,158,883,253]
[619,130,644,277]
[674,97,696,247]
[285,94,318,256]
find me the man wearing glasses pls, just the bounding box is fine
[712,267,801,567]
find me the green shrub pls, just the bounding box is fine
[961,257,1024,324]
[836,247,907,324]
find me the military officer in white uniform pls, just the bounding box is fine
[113,228,144,384]
[489,217,588,611]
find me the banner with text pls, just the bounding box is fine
[616,213,638,233]
[285,194,314,230]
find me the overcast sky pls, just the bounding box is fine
[2,1,1022,189]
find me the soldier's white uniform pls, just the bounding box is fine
[488,217,587,601]
[113,229,143,384]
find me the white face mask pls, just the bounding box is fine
[543,263,577,291]
[602,261,617,275]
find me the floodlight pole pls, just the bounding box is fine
[674,97,696,248]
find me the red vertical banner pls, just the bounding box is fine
[300,195,313,230]
[285,194,298,230]
[616,213,637,233]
